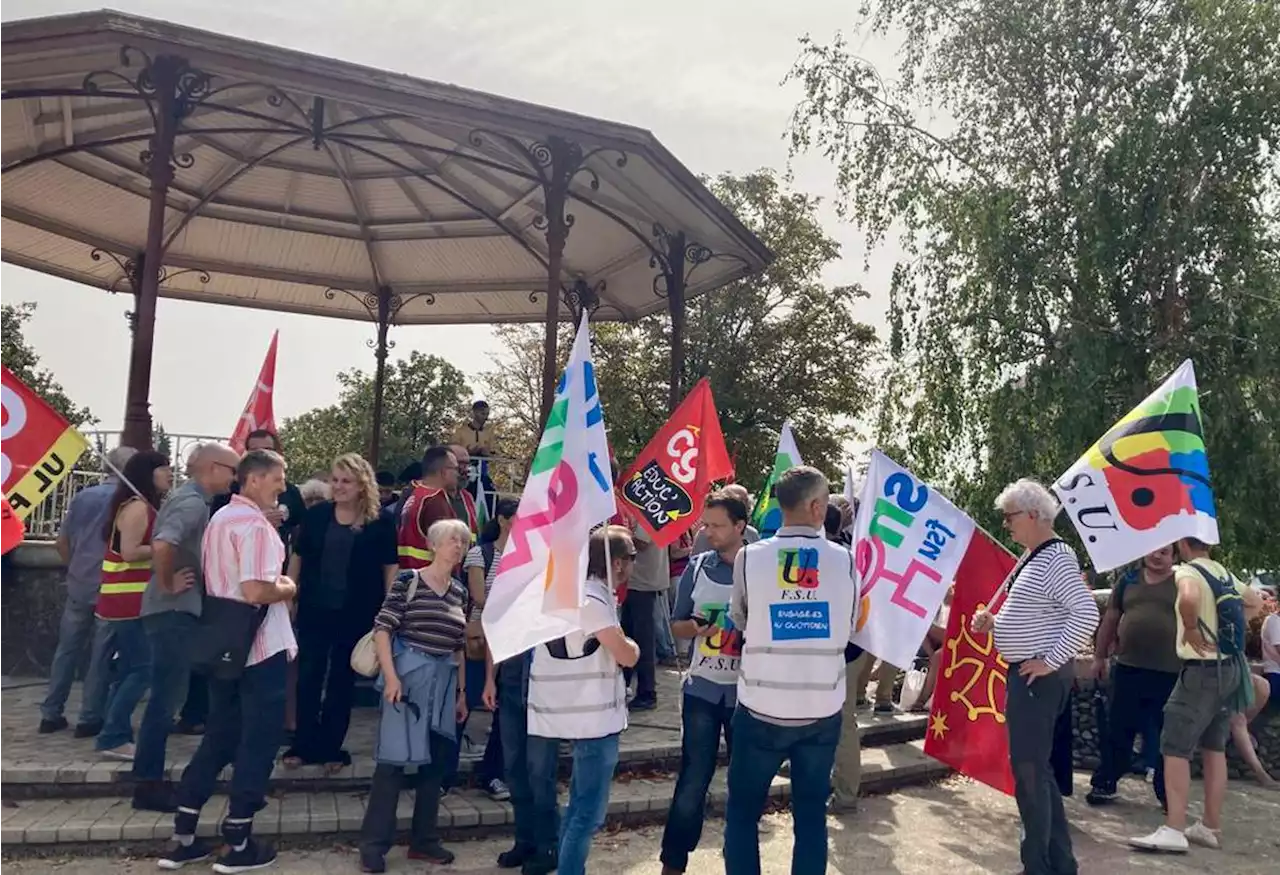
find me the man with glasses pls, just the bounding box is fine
[396,446,463,570]
[131,443,240,813]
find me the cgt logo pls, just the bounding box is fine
[777,547,819,601]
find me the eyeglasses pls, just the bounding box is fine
[214,462,237,474]
[1002,510,1027,522]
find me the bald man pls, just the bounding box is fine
[131,443,241,813]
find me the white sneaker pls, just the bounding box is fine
[1184,820,1221,849]
[1129,825,1190,853]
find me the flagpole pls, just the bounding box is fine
[93,444,149,505]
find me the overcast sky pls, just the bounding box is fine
[1,0,902,439]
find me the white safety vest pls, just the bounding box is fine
[737,531,857,720]
[527,578,627,740]
[685,553,742,688]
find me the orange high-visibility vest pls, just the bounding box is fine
[95,499,155,621]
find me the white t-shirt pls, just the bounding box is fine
[1262,613,1280,675]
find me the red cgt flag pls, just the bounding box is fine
[924,527,1018,795]
[617,378,733,548]
[2,366,91,521]
[1,498,25,555]
[229,331,279,453]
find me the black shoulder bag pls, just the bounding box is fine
[190,596,269,680]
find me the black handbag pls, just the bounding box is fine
[190,596,269,680]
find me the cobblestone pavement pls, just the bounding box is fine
[2,669,921,786]
[5,775,1278,873]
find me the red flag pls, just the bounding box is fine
[924,527,1018,795]
[617,378,733,548]
[1,498,25,554]
[1,366,90,520]
[229,331,279,453]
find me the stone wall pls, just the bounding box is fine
[2,541,72,677]
[1069,658,1280,781]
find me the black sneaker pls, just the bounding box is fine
[158,840,214,870]
[521,849,558,875]
[408,843,455,865]
[132,781,178,813]
[873,703,895,714]
[628,696,657,712]
[497,843,535,869]
[73,720,104,739]
[1085,787,1118,806]
[38,717,68,734]
[212,839,277,874]
[486,777,512,801]
[171,719,206,736]
[358,850,386,874]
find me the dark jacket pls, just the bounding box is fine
[292,501,398,626]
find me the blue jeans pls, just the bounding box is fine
[132,611,199,781]
[95,618,152,750]
[40,596,116,724]
[724,708,841,875]
[661,693,734,871]
[529,733,620,875]
[498,658,537,852]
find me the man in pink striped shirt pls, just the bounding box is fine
[159,449,297,874]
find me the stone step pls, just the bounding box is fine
[0,740,950,852]
[1,709,928,799]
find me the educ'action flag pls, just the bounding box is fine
[618,378,733,548]
[1054,359,1216,572]
[1,366,90,520]
[482,313,616,664]
[229,331,279,453]
[924,527,1017,795]
[751,422,802,537]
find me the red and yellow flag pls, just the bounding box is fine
[1,366,90,520]
[618,378,733,548]
[924,527,1018,795]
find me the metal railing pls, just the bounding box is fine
[20,431,530,539]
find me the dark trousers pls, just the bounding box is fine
[360,732,450,858]
[724,708,840,875]
[1007,664,1077,875]
[661,694,734,872]
[134,611,200,781]
[174,652,288,829]
[1091,663,1176,802]
[498,659,537,853]
[180,672,208,726]
[620,589,657,701]
[444,658,504,789]
[1052,700,1074,797]
[292,607,362,763]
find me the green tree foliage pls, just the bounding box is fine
[484,170,879,488]
[278,351,471,479]
[1,302,95,426]
[788,0,1280,568]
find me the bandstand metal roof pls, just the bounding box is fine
[1,9,772,326]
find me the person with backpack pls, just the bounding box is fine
[443,497,519,801]
[1130,537,1263,854]
[1087,545,1180,809]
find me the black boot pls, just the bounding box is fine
[498,843,536,869]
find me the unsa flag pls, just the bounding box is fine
[617,378,733,548]
[229,331,279,453]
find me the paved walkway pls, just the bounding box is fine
[5,775,1277,873]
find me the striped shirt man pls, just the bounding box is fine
[993,540,1098,669]
[202,494,297,666]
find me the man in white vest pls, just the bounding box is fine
[724,466,858,875]
[659,492,750,875]
[524,525,640,875]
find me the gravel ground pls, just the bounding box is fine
[6,773,1278,874]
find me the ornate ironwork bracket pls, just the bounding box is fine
[562,278,605,323]
[90,247,209,333]
[324,286,437,357]
[648,223,750,299]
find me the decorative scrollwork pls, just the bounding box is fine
[90,247,213,293]
[528,291,542,305]
[160,266,212,286]
[562,278,605,322]
[324,287,380,318]
[648,223,723,298]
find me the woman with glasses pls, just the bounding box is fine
[359,518,470,873]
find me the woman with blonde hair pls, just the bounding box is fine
[284,452,398,770]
